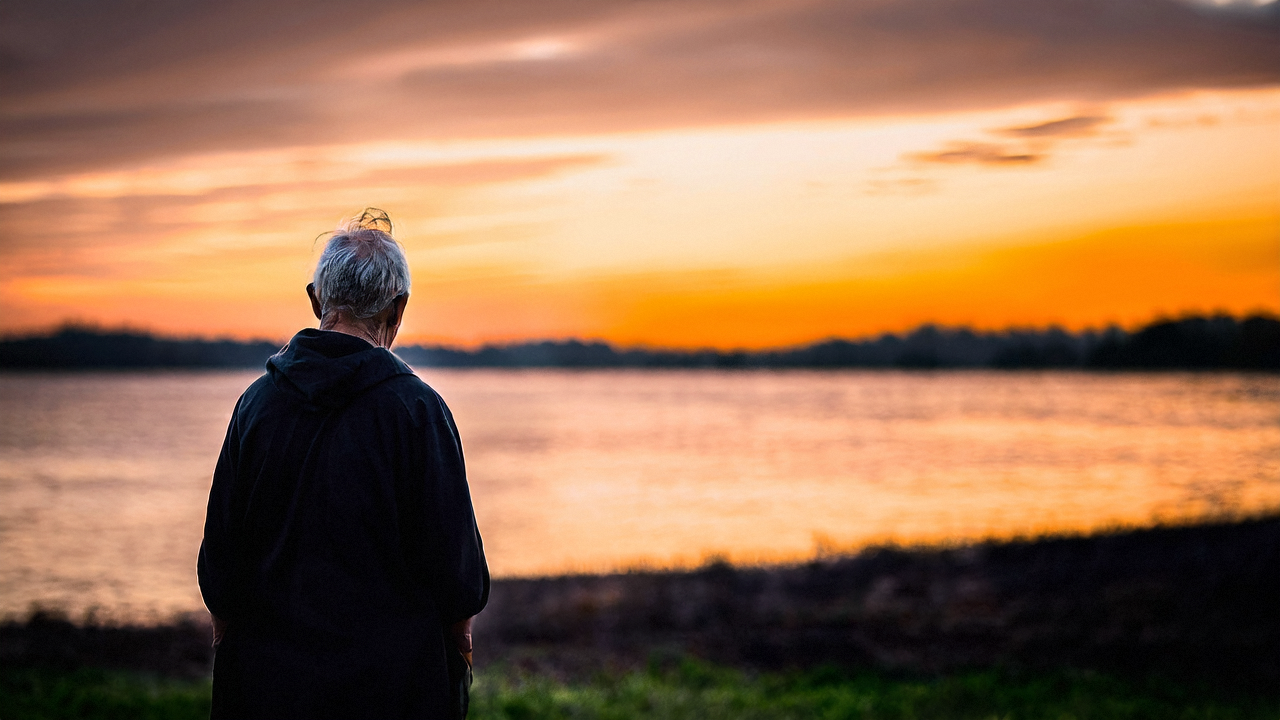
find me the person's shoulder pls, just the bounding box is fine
[376,372,455,424]
[244,372,275,394]
[236,372,276,407]
[229,372,284,417]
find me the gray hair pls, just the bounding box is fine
[312,208,411,319]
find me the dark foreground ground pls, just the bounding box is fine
[476,514,1280,693]
[2,514,1278,717]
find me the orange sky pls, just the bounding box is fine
[1,0,1277,348]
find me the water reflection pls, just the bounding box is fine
[0,369,1276,621]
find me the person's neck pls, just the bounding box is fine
[319,317,391,349]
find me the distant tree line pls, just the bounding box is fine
[1,314,1276,370]
[398,313,1279,370]
[0,326,283,369]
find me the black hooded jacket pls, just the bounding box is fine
[198,328,489,719]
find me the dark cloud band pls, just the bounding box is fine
[2,0,1277,181]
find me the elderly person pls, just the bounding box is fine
[198,209,488,719]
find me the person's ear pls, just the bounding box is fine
[306,283,323,321]
[387,293,409,330]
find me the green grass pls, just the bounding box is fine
[2,659,1276,720]
[0,667,211,720]
[469,658,1280,720]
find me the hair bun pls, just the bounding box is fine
[343,207,393,235]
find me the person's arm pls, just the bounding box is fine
[198,400,243,642]
[420,396,490,632]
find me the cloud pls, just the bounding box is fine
[997,115,1112,138]
[0,153,612,206]
[908,142,1043,166]
[904,114,1117,167]
[0,153,607,269]
[1,0,1278,181]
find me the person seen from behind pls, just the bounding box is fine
[198,208,488,719]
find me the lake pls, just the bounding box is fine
[0,369,1277,622]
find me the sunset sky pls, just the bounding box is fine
[1,0,1277,348]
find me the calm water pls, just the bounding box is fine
[1,369,1277,621]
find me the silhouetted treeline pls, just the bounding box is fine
[1089,314,1280,370]
[398,313,1279,370]
[0,326,282,369]
[2,314,1276,370]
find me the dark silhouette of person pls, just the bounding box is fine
[198,209,488,719]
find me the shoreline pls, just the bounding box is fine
[4,514,1278,694]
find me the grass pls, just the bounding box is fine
[2,658,1276,720]
[469,657,1280,720]
[0,667,211,720]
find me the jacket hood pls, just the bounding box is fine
[267,328,415,409]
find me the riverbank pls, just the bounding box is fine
[3,514,1277,695]
[477,513,1280,693]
